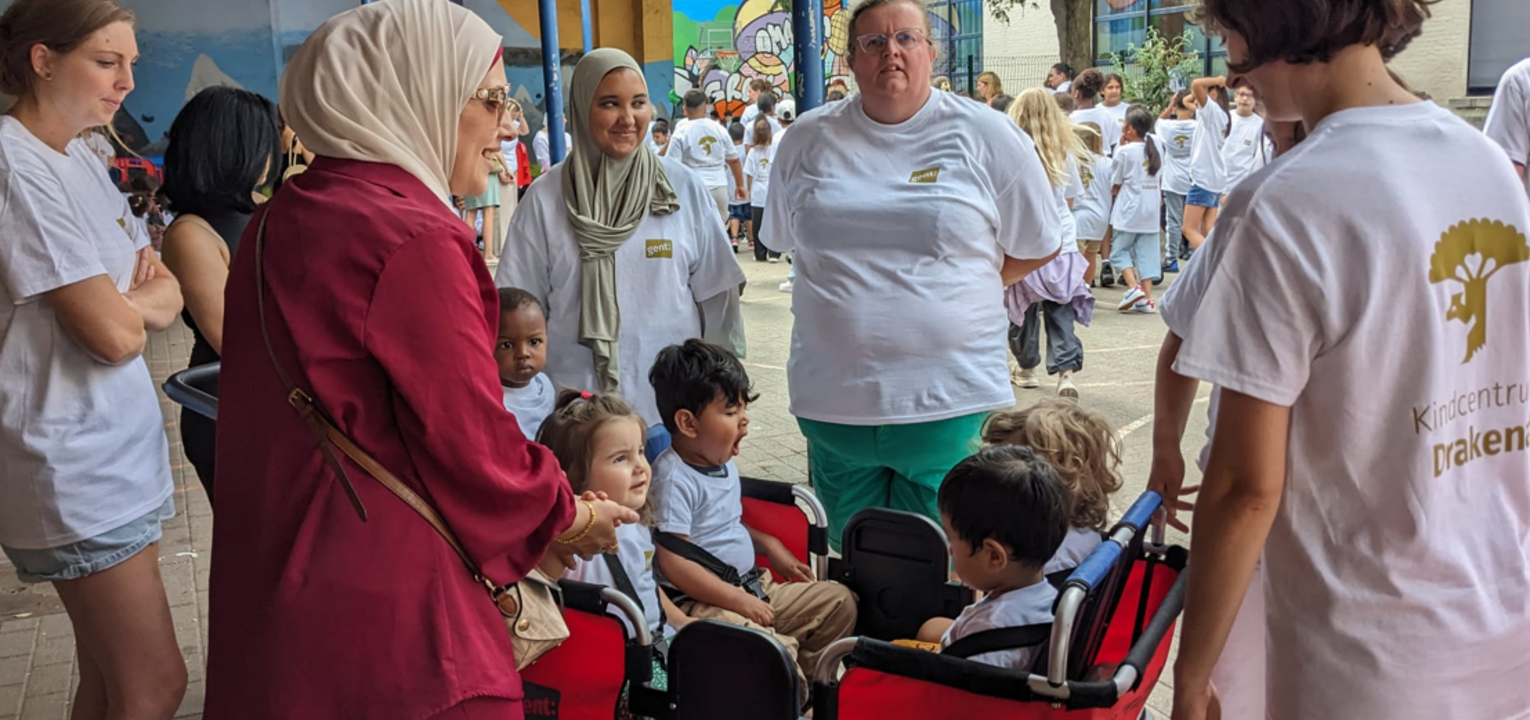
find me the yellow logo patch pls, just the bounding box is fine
[698,136,717,155]
[909,167,940,184]
[645,239,674,259]
[1427,219,1528,363]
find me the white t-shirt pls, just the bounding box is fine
[0,118,173,550]
[1045,526,1104,575]
[1174,101,1530,720]
[1155,118,1197,196]
[1109,139,1162,234]
[533,129,572,173]
[501,373,555,442]
[1071,106,1120,155]
[744,144,777,210]
[1157,226,1267,720]
[1159,230,1223,473]
[740,102,760,131]
[1101,101,1130,129]
[1222,113,1269,191]
[1050,156,1083,254]
[495,157,746,426]
[1072,154,1114,242]
[1189,101,1229,193]
[1484,57,1530,204]
[761,91,1060,425]
[1054,80,1072,94]
[566,522,669,638]
[650,450,755,583]
[941,580,1057,672]
[726,142,749,207]
[743,115,783,153]
[668,117,738,189]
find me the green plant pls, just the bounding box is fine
[1106,26,1201,114]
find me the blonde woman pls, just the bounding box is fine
[1005,88,1096,397]
[976,70,1003,105]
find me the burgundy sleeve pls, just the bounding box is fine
[364,232,576,584]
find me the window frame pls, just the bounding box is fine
[1092,3,1225,79]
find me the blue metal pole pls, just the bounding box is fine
[539,0,566,164]
[580,0,594,54]
[792,0,824,113]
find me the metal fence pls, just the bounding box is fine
[966,55,1065,98]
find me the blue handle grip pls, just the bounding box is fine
[1063,540,1122,593]
[1116,491,1163,536]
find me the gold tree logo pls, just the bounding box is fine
[1174,135,1189,149]
[698,136,717,156]
[1427,219,1529,363]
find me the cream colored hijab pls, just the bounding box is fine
[562,49,680,393]
[278,0,502,200]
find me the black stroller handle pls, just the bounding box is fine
[163,363,220,421]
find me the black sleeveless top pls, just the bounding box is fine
[182,210,252,369]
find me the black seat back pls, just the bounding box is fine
[668,620,800,720]
[163,362,221,420]
[829,508,972,641]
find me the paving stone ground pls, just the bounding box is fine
[0,258,1205,719]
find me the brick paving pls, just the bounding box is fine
[0,259,1192,718]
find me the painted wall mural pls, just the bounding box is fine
[672,0,959,119]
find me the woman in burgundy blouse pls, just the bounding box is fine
[203,2,636,718]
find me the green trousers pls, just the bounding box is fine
[797,412,989,552]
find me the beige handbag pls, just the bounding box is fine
[252,211,569,670]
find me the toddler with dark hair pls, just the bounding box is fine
[647,339,856,697]
[916,445,1071,672]
[496,287,554,440]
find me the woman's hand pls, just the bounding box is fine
[499,171,514,185]
[557,495,639,560]
[1148,451,1198,533]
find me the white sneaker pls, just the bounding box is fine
[778,280,793,293]
[1118,287,1145,311]
[1057,375,1079,398]
[1132,299,1157,314]
[1017,367,1040,389]
[769,256,781,264]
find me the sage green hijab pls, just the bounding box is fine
[563,49,680,393]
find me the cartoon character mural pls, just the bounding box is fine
[674,0,959,120]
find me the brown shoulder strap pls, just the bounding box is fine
[252,211,491,587]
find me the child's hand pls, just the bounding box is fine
[765,543,814,583]
[735,592,775,627]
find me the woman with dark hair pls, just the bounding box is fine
[0,0,188,716]
[160,86,279,507]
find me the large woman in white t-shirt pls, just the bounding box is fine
[0,0,189,715]
[496,48,746,427]
[761,0,1060,549]
[1164,1,1530,718]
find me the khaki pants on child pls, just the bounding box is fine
[678,576,857,698]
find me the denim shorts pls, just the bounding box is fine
[1186,185,1223,208]
[2,495,176,584]
[727,203,751,223]
[1109,230,1163,277]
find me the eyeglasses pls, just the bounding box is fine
[472,85,512,118]
[853,28,928,55]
